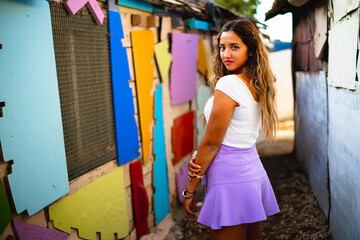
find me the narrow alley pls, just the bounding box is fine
[156,122,333,240]
[1,0,359,239]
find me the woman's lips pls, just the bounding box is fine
[224,60,233,65]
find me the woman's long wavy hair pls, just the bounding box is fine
[209,18,278,141]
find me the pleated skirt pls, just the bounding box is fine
[197,144,280,230]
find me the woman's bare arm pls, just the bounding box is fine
[183,90,237,216]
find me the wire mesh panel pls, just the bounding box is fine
[49,2,117,180]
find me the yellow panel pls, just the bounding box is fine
[131,30,154,163]
[154,40,172,83]
[49,167,129,240]
[197,39,212,79]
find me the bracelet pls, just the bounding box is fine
[186,188,195,194]
[195,174,204,179]
[182,189,197,199]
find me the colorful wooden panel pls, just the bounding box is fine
[49,167,129,240]
[131,15,159,27]
[176,161,190,202]
[64,0,104,25]
[109,2,140,165]
[172,111,195,165]
[153,84,170,224]
[328,12,358,90]
[185,18,213,30]
[131,30,155,164]
[197,39,212,80]
[0,1,69,216]
[130,161,149,238]
[12,220,67,240]
[170,33,199,105]
[154,41,172,83]
[0,182,12,234]
[117,0,155,12]
[196,85,211,147]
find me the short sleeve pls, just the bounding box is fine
[215,75,245,105]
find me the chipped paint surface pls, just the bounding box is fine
[328,11,359,90]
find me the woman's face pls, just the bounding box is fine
[219,31,250,74]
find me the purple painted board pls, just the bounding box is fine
[176,161,190,202]
[64,0,104,25]
[170,33,199,105]
[12,220,67,240]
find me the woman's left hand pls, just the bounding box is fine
[183,195,196,217]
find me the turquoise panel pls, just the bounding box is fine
[117,0,154,12]
[153,84,170,224]
[0,0,69,215]
[186,18,213,30]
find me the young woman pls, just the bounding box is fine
[182,19,279,240]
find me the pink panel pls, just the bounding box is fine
[170,33,199,105]
[12,220,67,240]
[63,0,104,25]
[86,0,105,25]
[63,0,87,14]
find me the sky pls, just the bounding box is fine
[255,0,293,42]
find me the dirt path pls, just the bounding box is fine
[172,136,333,240]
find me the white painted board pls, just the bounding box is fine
[328,11,359,90]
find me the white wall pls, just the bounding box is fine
[270,49,294,122]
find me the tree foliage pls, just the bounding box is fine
[212,0,261,18]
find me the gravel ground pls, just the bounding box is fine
[176,137,333,240]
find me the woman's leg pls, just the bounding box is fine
[246,221,262,240]
[209,224,247,240]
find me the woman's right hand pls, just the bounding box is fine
[188,156,202,181]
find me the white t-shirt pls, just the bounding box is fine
[204,74,261,148]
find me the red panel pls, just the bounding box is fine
[172,111,195,165]
[130,161,149,239]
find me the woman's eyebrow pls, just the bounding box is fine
[219,43,239,46]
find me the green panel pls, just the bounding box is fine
[0,182,12,234]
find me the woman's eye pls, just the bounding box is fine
[219,46,225,51]
[232,46,239,50]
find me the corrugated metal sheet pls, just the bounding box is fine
[314,2,327,59]
[292,4,319,72]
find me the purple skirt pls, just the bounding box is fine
[197,144,279,230]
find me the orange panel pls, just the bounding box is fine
[131,30,154,164]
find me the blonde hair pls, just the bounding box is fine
[209,19,278,141]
